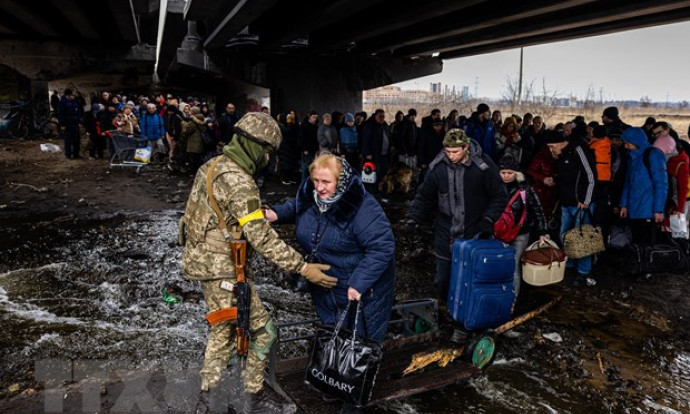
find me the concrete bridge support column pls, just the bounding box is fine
[267,55,362,119]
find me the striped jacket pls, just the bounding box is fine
[556,135,596,207]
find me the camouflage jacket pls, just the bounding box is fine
[182,155,305,280]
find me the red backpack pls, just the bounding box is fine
[493,189,527,243]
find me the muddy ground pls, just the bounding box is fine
[1,138,690,413]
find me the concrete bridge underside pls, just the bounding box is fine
[1,0,690,118]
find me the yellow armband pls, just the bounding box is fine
[237,209,265,227]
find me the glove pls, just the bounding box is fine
[405,220,417,243]
[299,263,337,289]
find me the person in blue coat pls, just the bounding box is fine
[266,153,395,343]
[464,103,496,160]
[619,127,668,243]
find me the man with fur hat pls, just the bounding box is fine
[406,128,507,342]
[180,112,335,414]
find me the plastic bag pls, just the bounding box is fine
[40,143,61,153]
[670,213,689,239]
[134,147,151,163]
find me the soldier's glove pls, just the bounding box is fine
[299,263,337,289]
[405,220,417,243]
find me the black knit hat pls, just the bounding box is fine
[603,106,619,120]
[477,103,490,114]
[498,155,520,171]
[593,125,608,139]
[544,130,567,144]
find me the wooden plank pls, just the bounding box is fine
[368,362,481,405]
[276,337,481,411]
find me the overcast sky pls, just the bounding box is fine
[395,21,690,103]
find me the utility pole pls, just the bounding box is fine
[517,47,524,106]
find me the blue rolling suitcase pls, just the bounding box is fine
[447,236,516,330]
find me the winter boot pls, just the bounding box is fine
[244,389,296,414]
[195,390,237,414]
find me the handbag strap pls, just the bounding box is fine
[332,300,351,338]
[568,207,593,231]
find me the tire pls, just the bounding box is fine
[41,121,60,139]
[8,122,28,139]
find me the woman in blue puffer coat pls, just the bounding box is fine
[619,127,668,243]
[266,153,395,343]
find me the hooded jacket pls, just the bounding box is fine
[504,173,548,236]
[408,139,508,260]
[620,127,668,219]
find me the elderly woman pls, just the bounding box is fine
[265,153,395,343]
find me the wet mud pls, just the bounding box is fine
[1,140,690,413]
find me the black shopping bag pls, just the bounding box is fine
[304,301,383,407]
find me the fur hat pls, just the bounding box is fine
[603,106,619,120]
[443,128,470,147]
[498,154,519,171]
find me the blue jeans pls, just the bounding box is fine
[560,204,596,276]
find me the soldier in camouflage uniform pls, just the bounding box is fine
[181,112,337,414]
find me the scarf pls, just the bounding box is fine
[313,158,353,213]
[222,134,268,175]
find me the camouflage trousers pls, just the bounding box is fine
[199,279,273,394]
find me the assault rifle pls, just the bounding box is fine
[231,240,250,369]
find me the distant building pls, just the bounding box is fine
[430,82,442,94]
[462,86,470,100]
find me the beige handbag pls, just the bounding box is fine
[521,239,567,286]
[563,209,605,259]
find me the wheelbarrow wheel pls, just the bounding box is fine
[465,331,496,370]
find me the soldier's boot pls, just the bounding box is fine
[195,390,211,414]
[195,390,237,414]
[244,389,296,414]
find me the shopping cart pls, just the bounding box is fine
[109,132,149,173]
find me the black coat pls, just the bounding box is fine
[408,140,508,259]
[556,136,597,207]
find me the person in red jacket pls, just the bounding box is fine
[665,141,689,228]
[527,141,559,227]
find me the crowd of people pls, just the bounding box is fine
[54,87,690,412]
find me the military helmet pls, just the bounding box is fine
[233,112,282,150]
[443,128,471,147]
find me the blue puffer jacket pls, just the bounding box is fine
[272,173,395,342]
[139,112,165,140]
[620,127,668,219]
